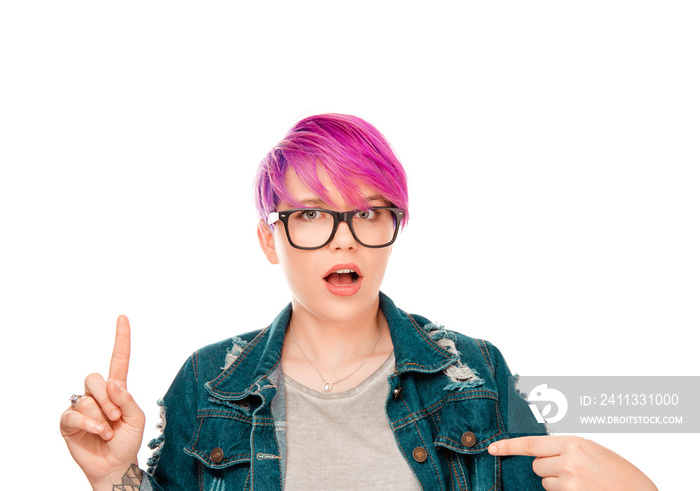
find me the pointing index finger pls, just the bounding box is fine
[488,436,562,457]
[108,315,131,388]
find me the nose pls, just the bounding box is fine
[329,220,358,251]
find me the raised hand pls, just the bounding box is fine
[60,315,146,489]
[488,435,657,491]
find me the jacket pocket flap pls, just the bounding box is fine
[184,413,252,469]
[433,395,507,455]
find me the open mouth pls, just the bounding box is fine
[324,268,360,286]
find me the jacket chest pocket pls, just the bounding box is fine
[432,395,507,491]
[184,412,253,491]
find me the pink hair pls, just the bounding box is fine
[254,113,409,227]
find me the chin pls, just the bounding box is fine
[294,287,381,323]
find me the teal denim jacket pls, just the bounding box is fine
[143,293,545,490]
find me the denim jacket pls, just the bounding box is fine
[143,292,545,490]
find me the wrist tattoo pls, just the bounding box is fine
[113,464,141,490]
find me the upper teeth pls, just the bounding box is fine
[334,269,355,274]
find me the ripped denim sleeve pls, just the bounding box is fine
[146,398,166,476]
[423,322,485,391]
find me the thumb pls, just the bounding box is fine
[107,380,145,429]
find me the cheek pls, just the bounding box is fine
[364,250,392,287]
[277,248,318,292]
[272,229,295,264]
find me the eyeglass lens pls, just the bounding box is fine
[287,209,397,248]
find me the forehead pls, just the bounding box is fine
[283,168,389,209]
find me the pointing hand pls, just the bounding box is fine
[60,315,145,489]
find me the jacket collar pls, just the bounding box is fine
[205,292,457,400]
[380,292,458,375]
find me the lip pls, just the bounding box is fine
[323,262,363,297]
[322,263,363,278]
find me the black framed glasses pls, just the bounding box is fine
[267,206,405,250]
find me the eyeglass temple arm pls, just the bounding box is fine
[267,212,280,225]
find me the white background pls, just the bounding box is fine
[1,2,698,489]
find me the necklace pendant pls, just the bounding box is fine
[322,382,333,392]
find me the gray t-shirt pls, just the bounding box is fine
[283,352,420,490]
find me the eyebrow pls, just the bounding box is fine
[298,195,390,208]
[364,195,389,204]
[299,198,331,207]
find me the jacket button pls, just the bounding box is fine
[392,387,403,400]
[210,447,224,464]
[461,431,477,447]
[412,447,428,463]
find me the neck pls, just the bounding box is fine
[287,297,385,367]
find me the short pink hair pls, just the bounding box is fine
[254,113,409,227]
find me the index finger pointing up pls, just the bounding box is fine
[108,314,131,388]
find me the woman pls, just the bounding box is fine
[60,113,657,490]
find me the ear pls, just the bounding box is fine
[257,220,280,265]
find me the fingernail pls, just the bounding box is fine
[110,409,121,420]
[104,428,113,439]
[488,443,499,454]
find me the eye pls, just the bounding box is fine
[355,209,377,220]
[301,210,320,220]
